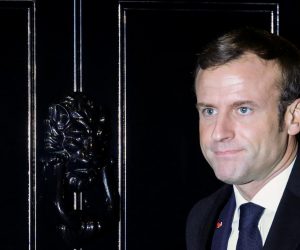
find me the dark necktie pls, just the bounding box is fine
[236,202,265,250]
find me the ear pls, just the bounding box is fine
[286,99,300,135]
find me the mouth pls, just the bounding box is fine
[213,149,244,157]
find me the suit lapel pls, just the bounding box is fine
[211,194,236,250]
[199,185,233,250]
[264,154,300,250]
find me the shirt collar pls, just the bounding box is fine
[234,157,296,211]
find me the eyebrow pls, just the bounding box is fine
[196,102,216,110]
[196,100,259,110]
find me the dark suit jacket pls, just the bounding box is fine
[186,155,300,250]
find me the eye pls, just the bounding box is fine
[237,107,253,115]
[201,107,217,117]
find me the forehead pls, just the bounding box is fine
[195,54,281,104]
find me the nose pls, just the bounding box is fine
[211,113,235,142]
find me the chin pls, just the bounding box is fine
[215,170,252,185]
[212,165,243,184]
[214,171,234,183]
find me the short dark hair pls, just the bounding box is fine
[195,27,300,130]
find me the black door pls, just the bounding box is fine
[119,0,300,250]
[2,0,299,249]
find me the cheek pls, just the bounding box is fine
[199,124,209,145]
[199,123,214,158]
[239,118,284,155]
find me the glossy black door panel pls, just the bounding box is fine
[119,2,278,249]
[0,1,34,249]
[35,1,119,250]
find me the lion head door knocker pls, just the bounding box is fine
[42,93,118,248]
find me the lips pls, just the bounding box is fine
[213,149,244,156]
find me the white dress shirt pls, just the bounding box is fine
[227,158,296,250]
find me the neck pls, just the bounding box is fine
[236,136,298,201]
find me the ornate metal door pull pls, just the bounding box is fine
[41,93,118,248]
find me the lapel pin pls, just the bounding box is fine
[216,219,223,229]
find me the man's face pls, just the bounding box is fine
[195,53,289,185]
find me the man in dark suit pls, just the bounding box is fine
[186,27,300,250]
